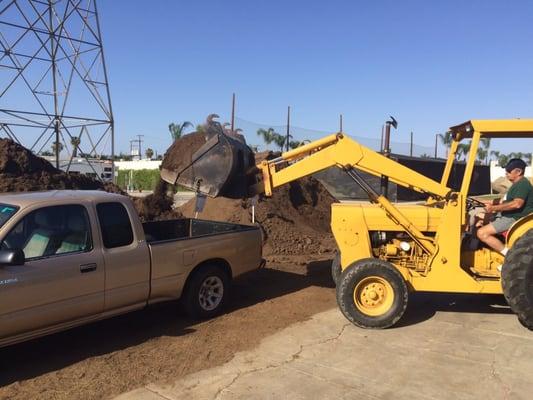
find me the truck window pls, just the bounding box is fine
[0,205,92,259]
[96,202,134,248]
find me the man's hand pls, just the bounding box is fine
[485,203,495,213]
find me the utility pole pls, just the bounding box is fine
[339,114,343,133]
[286,106,291,152]
[231,93,236,132]
[410,131,413,157]
[434,134,438,158]
[129,140,136,159]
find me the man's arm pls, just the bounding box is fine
[486,198,525,213]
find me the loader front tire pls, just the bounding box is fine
[501,229,533,330]
[331,251,342,286]
[336,258,408,329]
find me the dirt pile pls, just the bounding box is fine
[0,138,178,221]
[180,176,337,256]
[132,179,183,222]
[0,138,123,193]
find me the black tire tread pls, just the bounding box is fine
[336,258,408,329]
[331,251,341,286]
[501,229,533,329]
[182,264,230,320]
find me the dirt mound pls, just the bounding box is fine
[0,138,179,221]
[132,179,183,222]
[0,138,123,193]
[180,176,337,256]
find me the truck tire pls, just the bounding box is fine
[501,229,533,330]
[182,264,230,320]
[331,251,341,286]
[336,258,408,329]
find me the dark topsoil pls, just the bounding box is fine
[0,138,179,221]
[179,175,337,257]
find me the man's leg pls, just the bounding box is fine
[477,223,505,252]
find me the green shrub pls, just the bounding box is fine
[117,169,160,191]
[117,169,190,192]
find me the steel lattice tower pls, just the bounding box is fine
[0,0,114,178]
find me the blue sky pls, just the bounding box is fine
[99,0,533,156]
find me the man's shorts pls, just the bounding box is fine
[491,216,515,233]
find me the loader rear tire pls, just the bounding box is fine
[336,258,408,329]
[501,229,533,330]
[331,251,342,286]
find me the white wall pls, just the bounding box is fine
[115,159,162,171]
[490,160,532,181]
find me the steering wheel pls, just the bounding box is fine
[466,197,486,212]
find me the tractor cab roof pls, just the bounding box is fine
[450,119,533,139]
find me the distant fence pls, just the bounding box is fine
[234,117,435,157]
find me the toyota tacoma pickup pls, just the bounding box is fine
[0,190,263,348]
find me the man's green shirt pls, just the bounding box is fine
[502,177,533,220]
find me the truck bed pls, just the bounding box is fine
[142,218,258,243]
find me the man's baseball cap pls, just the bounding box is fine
[505,158,527,173]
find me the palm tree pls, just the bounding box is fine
[456,142,471,161]
[490,150,500,165]
[70,136,80,158]
[437,131,453,157]
[168,121,193,141]
[145,148,154,159]
[257,128,278,147]
[273,134,288,151]
[196,124,206,135]
[498,153,511,167]
[477,137,491,164]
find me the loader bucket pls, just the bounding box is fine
[160,131,256,199]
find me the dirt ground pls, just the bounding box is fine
[0,257,336,400]
[0,136,339,399]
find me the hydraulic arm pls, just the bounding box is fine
[251,133,455,257]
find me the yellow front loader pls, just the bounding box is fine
[162,119,533,329]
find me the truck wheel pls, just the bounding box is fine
[183,264,230,320]
[331,251,341,286]
[336,258,408,329]
[501,229,533,330]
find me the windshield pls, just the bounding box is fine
[0,203,19,229]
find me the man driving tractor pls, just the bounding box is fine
[477,158,533,258]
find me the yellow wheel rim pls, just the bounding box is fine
[353,276,394,317]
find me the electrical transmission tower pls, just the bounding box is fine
[0,0,114,178]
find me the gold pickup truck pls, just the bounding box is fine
[0,190,263,348]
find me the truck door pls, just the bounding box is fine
[95,202,150,311]
[0,204,105,339]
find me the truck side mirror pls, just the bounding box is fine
[0,249,25,266]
